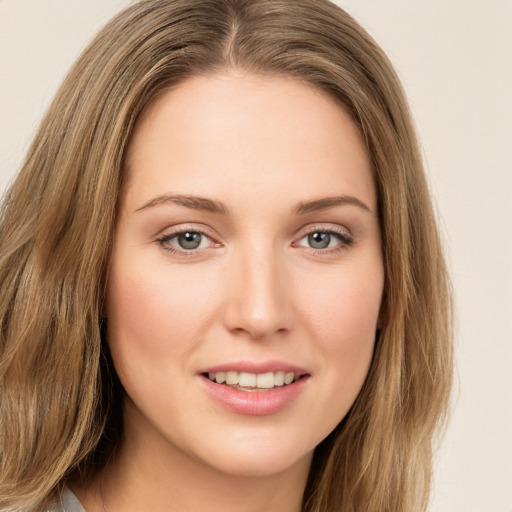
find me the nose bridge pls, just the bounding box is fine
[223,238,292,339]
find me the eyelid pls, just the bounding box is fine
[293,223,354,250]
[296,223,353,239]
[154,222,354,256]
[155,224,222,255]
[156,223,219,239]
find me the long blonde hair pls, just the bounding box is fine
[0,1,453,510]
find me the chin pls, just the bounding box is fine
[175,421,320,479]
[201,444,313,478]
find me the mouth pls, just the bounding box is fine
[197,361,311,414]
[202,370,308,392]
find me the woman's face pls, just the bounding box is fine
[106,72,384,477]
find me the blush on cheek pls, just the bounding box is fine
[107,261,217,367]
[312,278,380,390]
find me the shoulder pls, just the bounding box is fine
[0,489,81,512]
[39,488,86,512]
[58,488,86,512]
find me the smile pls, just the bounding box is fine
[198,364,310,415]
[205,370,300,390]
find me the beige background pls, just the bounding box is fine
[1,1,511,511]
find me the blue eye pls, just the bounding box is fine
[157,230,213,253]
[296,230,353,251]
[307,232,332,249]
[174,231,203,250]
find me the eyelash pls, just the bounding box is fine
[155,226,219,257]
[295,227,354,254]
[155,226,354,257]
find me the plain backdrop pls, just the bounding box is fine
[1,1,511,511]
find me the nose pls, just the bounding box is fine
[222,244,293,340]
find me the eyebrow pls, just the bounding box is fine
[293,195,372,215]
[136,194,229,215]
[135,193,371,216]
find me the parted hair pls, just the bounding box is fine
[0,1,453,511]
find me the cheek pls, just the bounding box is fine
[297,264,383,403]
[299,263,383,339]
[104,256,220,382]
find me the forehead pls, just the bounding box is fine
[122,71,375,213]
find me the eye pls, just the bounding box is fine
[295,229,353,251]
[306,232,334,249]
[173,231,206,250]
[156,229,216,254]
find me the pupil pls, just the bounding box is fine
[308,232,330,249]
[178,232,201,249]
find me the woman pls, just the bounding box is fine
[0,1,453,511]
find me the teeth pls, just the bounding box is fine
[206,370,301,389]
[284,372,294,385]
[239,372,257,387]
[226,371,238,385]
[256,372,274,388]
[274,370,285,386]
[214,372,226,384]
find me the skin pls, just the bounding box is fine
[74,71,384,512]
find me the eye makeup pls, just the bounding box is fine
[154,222,354,259]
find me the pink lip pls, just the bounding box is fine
[198,375,309,416]
[197,360,311,416]
[199,360,309,375]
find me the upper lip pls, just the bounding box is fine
[199,360,309,376]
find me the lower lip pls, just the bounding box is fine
[199,375,309,416]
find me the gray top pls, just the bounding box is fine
[1,488,86,512]
[61,488,86,512]
[47,488,86,512]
